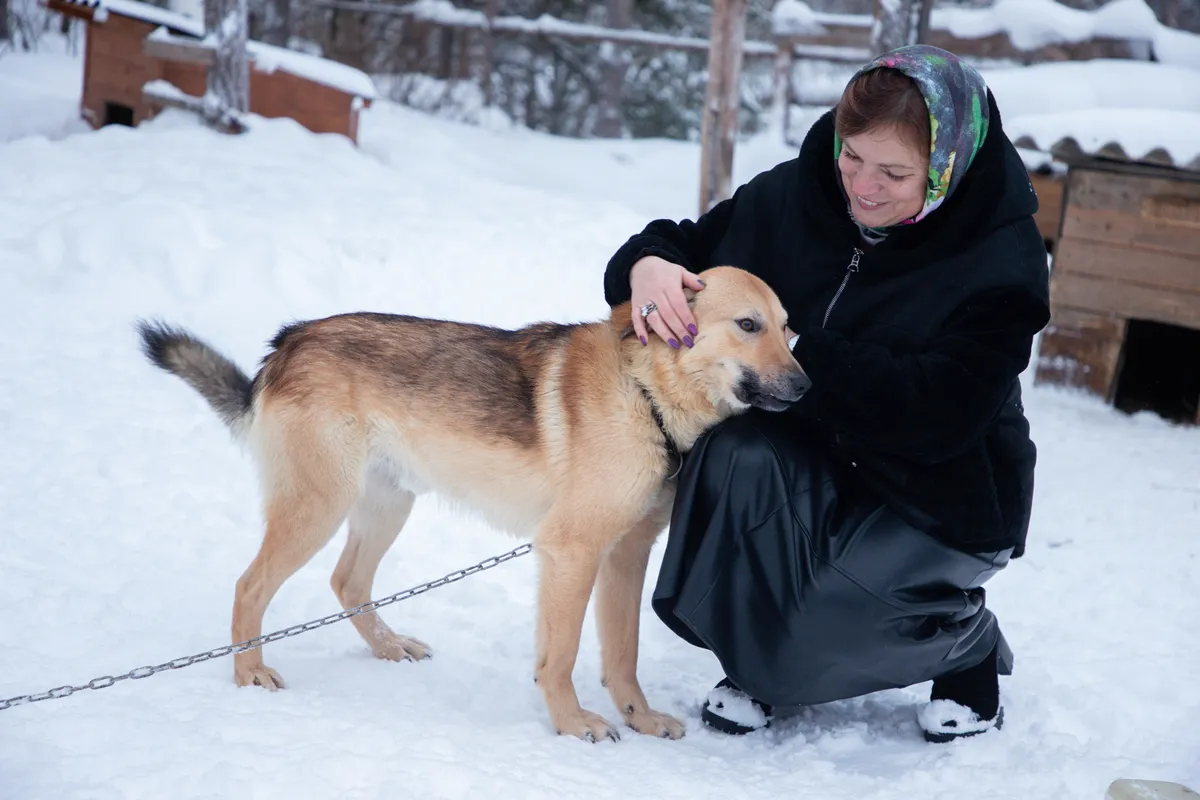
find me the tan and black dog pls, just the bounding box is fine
[137,265,809,742]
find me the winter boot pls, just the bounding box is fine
[701,677,773,735]
[919,643,1003,743]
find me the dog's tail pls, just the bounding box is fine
[136,319,254,438]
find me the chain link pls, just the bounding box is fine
[0,542,533,712]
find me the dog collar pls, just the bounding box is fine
[639,385,684,481]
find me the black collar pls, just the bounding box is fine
[639,384,684,481]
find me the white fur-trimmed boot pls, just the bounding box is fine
[701,677,773,735]
[919,644,1003,743]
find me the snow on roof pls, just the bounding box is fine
[983,60,1200,173]
[934,0,1160,50]
[246,40,376,101]
[76,0,377,101]
[58,0,205,36]
[1008,109,1200,173]
[771,0,1200,68]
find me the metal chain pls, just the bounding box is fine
[0,542,533,712]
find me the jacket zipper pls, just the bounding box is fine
[821,247,863,328]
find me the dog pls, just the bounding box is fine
[136,265,810,742]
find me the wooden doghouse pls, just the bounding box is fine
[43,0,377,144]
[1021,135,1200,423]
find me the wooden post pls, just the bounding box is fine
[698,0,747,217]
[594,0,631,138]
[205,0,250,117]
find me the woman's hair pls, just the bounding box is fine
[835,68,930,158]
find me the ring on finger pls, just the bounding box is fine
[639,301,657,319]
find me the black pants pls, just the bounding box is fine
[651,411,1014,709]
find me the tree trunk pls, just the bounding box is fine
[258,0,290,47]
[698,0,747,216]
[0,0,10,43]
[593,0,631,138]
[205,0,250,117]
[870,0,933,56]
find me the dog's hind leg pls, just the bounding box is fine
[533,516,619,743]
[232,424,360,691]
[331,482,430,662]
[595,507,685,739]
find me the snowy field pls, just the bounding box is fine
[1,42,1199,800]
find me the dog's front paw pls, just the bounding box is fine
[234,662,286,691]
[373,633,432,662]
[554,709,622,743]
[622,705,686,739]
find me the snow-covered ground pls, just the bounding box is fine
[1,43,1199,800]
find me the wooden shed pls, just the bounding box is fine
[42,0,377,144]
[1018,132,1200,424]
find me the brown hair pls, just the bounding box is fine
[835,67,930,158]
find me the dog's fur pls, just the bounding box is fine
[137,265,809,742]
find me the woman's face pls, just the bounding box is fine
[837,125,928,228]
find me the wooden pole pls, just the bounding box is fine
[594,0,631,138]
[698,0,747,217]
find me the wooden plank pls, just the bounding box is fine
[1054,237,1200,294]
[1050,270,1200,330]
[1030,172,1065,242]
[144,35,216,66]
[1067,167,1200,214]
[1034,306,1126,399]
[1060,206,1200,259]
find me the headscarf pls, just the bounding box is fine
[834,44,992,233]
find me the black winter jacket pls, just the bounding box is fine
[603,91,1051,558]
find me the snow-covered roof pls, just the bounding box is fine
[60,0,377,101]
[771,0,1200,69]
[246,40,376,101]
[1009,110,1200,173]
[53,0,204,36]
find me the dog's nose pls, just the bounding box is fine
[784,370,811,402]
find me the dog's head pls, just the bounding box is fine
[683,266,810,413]
[620,265,810,414]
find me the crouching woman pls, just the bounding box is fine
[601,45,1051,742]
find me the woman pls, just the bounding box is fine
[602,45,1050,742]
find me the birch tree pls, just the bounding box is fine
[870,0,933,56]
[205,0,251,127]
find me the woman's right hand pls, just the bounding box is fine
[629,255,706,349]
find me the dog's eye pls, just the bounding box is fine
[736,318,760,333]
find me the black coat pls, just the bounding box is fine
[604,91,1051,558]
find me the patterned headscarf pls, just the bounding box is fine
[834,44,991,229]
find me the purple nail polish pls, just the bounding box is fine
[640,335,647,346]
[688,324,697,336]
[668,338,679,350]
[683,336,694,348]
[697,279,706,287]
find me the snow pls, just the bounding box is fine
[2,41,1200,800]
[84,0,206,36]
[773,0,1200,68]
[1006,108,1200,170]
[981,60,1200,170]
[935,0,1160,50]
[246,39,377,101]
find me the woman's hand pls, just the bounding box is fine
[629,256,706,349]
